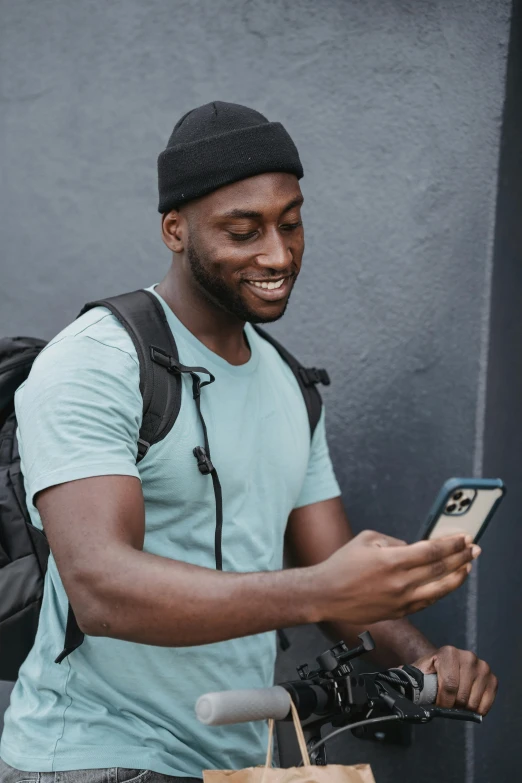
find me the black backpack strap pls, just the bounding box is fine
[252,326,330,438]
[56,289,186,664]
[78,289,183,460]
[54,605,85,664]
[147,348,224,571]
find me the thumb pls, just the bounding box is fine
[372,533,407,548]
[410,653,438,675]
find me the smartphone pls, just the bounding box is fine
[420,478,506,543]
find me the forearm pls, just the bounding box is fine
[76,547,323,646]
[321,618,437,668]
[288,500,438,667]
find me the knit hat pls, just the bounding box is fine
[157,101,303,213]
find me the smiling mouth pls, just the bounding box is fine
[246,278,286,290]
[243,276,293,302]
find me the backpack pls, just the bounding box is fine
[0,289,330,680]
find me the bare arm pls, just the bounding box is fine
[36,476,474,647]
[36,475,317,645]
[285,497,438,667]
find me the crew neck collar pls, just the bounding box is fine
[147,284,259,376]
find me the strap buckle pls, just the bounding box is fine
[150,346,215,387]
[150,345,184,373]
[150,345,172,369]
[150,345,182,373]
[298,366,331,387]
[193,446,214,475]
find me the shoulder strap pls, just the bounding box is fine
[56,289,184,664]
[252,326,330,438]
[78,289,182,461]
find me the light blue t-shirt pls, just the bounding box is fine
[0,285,340,776]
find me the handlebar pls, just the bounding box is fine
[196,673,439,726]
[196,631,481,766]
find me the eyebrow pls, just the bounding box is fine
[221,196,304,220]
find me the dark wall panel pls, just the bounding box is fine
[478,3,522,782]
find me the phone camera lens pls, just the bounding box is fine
[446,503,457,514]
[453,491,463,501]
[460,498,471,508]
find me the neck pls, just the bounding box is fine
[155,262,251,366]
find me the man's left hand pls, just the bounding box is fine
[412,646,498,716]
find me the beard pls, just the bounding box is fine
[187,238,293,324]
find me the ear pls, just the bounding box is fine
[161,210,185,253]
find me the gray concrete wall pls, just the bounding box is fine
[0,1,514,781]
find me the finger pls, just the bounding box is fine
[408,546,475,589]
[466,673,490,713]
[467,663,495,713]
[454,653,479,709]
[395,536,471,570]
[407,563,471,610]
[476,674,498,716]
[411,654,437,675]
[433,646,461,709]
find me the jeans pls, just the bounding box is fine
[0,759,202,783]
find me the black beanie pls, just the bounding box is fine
[157,101,303,213]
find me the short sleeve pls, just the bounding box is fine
[15,334,143,506]
[293,406,341,509]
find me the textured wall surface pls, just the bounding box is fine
[0,1,513,782]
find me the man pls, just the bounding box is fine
[0,102,496,782]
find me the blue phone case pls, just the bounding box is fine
[419,478,506,543]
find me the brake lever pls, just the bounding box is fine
[378,687,433,723]
[377,681,483,725]
[428,706,483,724]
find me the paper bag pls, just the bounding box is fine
[204,700,376,783]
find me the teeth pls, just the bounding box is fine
[249,279,285,290]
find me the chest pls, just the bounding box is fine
[138,363,311,570]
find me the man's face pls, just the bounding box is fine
[180,172,304,324]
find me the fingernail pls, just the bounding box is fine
[471,545,481,558]
[466,563,473,573]
[465,535,473,546]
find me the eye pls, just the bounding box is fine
[228,231,258,242]
[280,221,303,232]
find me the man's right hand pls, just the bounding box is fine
[314,530,479,626]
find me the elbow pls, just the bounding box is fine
[64,568,121,639]
[67,594,111,638]
[73,602,110,637]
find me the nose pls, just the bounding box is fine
[255,227,292,272]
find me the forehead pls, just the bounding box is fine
[194,172,303,218]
